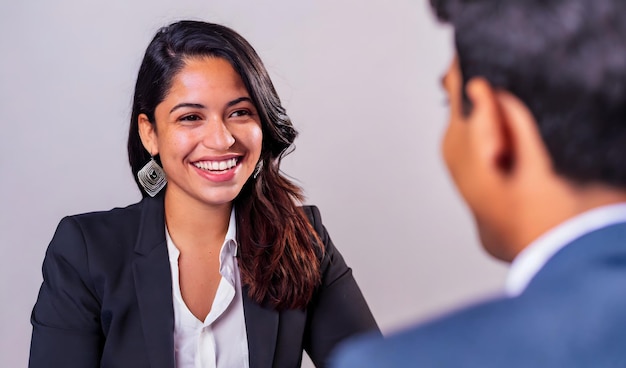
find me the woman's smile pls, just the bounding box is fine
[190,156,242,183]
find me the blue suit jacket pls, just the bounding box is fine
[332,222,626,367]
[29,195,379,368]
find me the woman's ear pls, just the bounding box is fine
[137,114,158,156]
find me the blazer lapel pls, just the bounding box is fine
[243,286,279,368]
[132,195,176,368]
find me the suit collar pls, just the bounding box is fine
[525,221,626,294]
[132,194,176,368]
[508,205,626,297]
[242,285,279,368]
[134,194,167,256]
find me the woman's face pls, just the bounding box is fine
[139,56,263,209]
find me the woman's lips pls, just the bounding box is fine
[191,156,241,182]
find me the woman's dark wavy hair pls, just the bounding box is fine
[127,20,322,309]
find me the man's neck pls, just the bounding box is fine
[510,181,626,260]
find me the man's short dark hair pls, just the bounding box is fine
[431,0,626,187]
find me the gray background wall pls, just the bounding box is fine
[0,0,507,366]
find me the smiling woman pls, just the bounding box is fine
[138,57,264,214]
[29,20,379,368]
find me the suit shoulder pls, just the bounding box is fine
[50,199,147,255]
[300,205,322,229]
[299,204,328,246]
[69,200,143,221]
[348,288,626,367]
[64,200,144,231]
[331,298,517,367]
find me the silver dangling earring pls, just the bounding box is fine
[253,160,263,179]
[137,156,167,197]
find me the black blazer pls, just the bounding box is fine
[29,195,379,368]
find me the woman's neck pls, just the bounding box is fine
[163,188,232,252]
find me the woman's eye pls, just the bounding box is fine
[230,109,251,118]
[180,114,202,122]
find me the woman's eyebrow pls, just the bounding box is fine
[169,97,252,114]
[169,102,205,114]
[226,96,253,107]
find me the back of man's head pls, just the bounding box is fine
[431,0,626,188]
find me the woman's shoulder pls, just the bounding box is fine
[64,199,145,228]
[47,198,155,262]
[300,205,322,229]
[299,204,339,257]
[300,205,330,246]
[53,198,151,246]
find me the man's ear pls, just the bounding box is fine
[465,77,514,175]
[138,114,158,156]
[493,89,552,177]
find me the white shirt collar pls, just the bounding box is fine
[222,206,238,260]
[505,202,626,297]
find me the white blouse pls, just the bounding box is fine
[166,208,249,368]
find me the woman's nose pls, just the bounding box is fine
[202,117,235,150]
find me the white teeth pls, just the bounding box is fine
[194,158,238,171]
